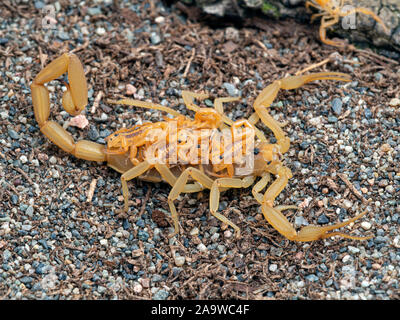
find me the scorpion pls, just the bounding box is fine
[31,52,372,242]
[306,0,389,47]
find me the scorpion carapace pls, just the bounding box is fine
[31,52,373,242]
[306,0,389,47]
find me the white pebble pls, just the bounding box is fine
[361,221,372,230]
[347,246,360,254]
[100,239,108,246]
[389,98,400,106]
[309,116,322,126]
[197,243,207,252]
[155,16,165,24]
[133,282,143,294]
[385,185,394,193]
[342,254,351,263]
[344,146,353,153]
[20,155,28,163]
[224,230,232,238]
[342,199,353,209]
[190,227,199,236]
[174,256,185,267]
[96,27,106,36]
[49,156,57,164]
[269,264,278,272]
[51,169,59,179]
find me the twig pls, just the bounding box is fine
[14,166,34,185]
[139,187,152,216]
[38,47,48,69]
[337,173,369,205]
[183,48,195,79]
[356,49,399,65]
[70,40,90,54]
[295,58,330,75]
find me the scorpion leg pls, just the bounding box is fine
[260,166,372,241]
[310,12,326,23]
[252,172,271,204]
[305,0,320,12]
[108,99,184,118]
[167,167,214,237]
[210,176,256,238]
[213,96,267,141]
[253,71,351,153]
[213,97,240,129]
[341,8,389,33]
[154,163,204,193]
[121,161,152,211]
[182,91,209,113]
[31,53,106,162]
[319,15,342,47]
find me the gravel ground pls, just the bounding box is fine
[0,0,399,300]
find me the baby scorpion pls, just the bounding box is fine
[31,52,372,242]
[306,0,389,47]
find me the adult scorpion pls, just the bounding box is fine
[30,52,372,242]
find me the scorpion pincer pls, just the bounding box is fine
[31,52,372,242]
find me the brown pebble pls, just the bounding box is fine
[372,263,381,270]
[140,278,150,288]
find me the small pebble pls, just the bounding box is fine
[126,84,136,95]
[317,214,329,224]
[19,155,28,163]
[49,156,57,164]
[96,27,106,36]
[87,7,102,16]
[190,227,199,236]
[342,255,352,263]
[269,264,278,272]
[155,16,165,24]
[0,38,9,45]
[133,282,143,294]
[8,129,19,140]
[389,98,400,106]
[224,230,232,238]
[344,146,353,153]
[153,289,169,300]
[372,263,381,270]
[342,199,353,209]
[331,98,343,115]
[150,32,161,45]
[223,82,239,96]
[347,246,360,254]
[174,256,185,267]
[197,243,207,252]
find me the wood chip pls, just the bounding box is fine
[91,91,104,114]
[86,179,97,203]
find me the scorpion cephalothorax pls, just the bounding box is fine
[31,52,372,242]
